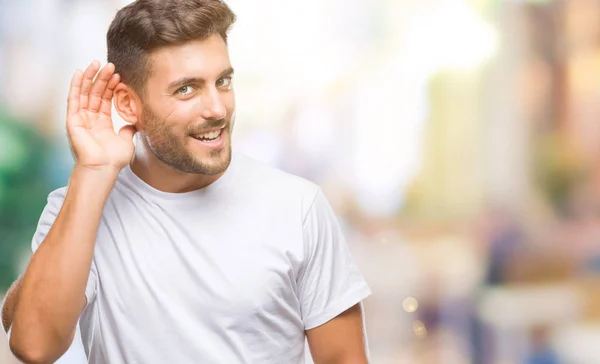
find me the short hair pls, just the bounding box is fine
[107,0,236,96]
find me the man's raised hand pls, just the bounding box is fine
[66,61,136,173]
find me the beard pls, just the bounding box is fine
[138,106,233,175]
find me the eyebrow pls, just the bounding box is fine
[167,67,235,91]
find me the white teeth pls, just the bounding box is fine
[195,129,221,140]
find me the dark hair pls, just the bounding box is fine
[107,0,236,96]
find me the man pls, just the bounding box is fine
[1,0,371,363]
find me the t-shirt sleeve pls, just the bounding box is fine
[297,188,371,330]
[31,190,98,305]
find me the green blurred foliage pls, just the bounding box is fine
[0,107,53,290]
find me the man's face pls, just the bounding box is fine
[139,34,235,175]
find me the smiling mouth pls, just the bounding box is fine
[190,126,226,142]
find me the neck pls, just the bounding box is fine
[130,140,224,193]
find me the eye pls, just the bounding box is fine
[176,85,195,95]
[216,76,233,89]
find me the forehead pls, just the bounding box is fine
[148,34,231,85]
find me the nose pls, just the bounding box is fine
[201,87,227,120]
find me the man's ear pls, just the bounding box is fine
[114,83,141,126]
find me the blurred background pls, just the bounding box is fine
[2,0,600,363]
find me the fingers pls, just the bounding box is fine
[88,63,116,112]
[67,69,84,116]
[98,73,121,116]
[76,61,119,114]
[79,61,101,110]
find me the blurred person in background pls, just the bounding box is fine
[1,0,371,363]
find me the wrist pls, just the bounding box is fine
[73,164,122,179]
[70,165,120,196]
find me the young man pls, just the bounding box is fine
[1,0,371,363]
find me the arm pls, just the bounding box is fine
[306,303,369,364]
[8,61,136,364]
[298,189,372,364]
[9,168,118,363]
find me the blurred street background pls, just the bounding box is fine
[3,0,600,363]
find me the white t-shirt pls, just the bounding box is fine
[32,152,371,364]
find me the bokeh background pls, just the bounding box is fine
[3,0,600,363]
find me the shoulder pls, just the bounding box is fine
[233,153,321,215]
[235,153,319,193]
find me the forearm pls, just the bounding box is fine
[10,167,117,362]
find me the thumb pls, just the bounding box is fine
[118,124,137,141]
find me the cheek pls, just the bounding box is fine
[224,91,236,115]
[227,90,235,105]
[162,104,198,135]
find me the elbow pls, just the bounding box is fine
[9,329,66,364]
[9,342,53,364]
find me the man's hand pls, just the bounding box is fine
[67,61,136,174]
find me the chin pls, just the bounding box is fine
[193,148,231,175]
